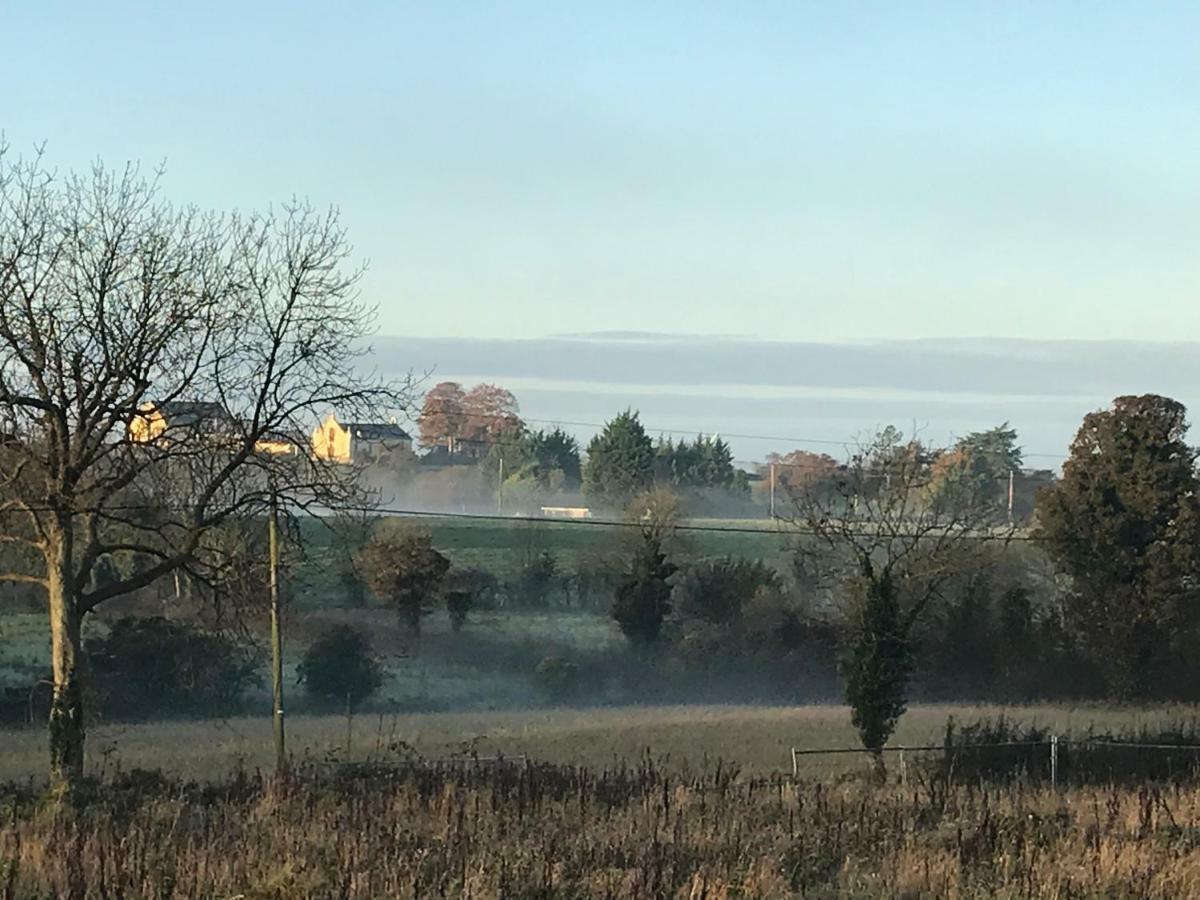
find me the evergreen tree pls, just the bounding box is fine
[529,428,582,486]
[612,534,677,648]
[654,434,741,492]
[482,427,583,499]
[584,410,655,508]
[929,423,1023,517]
[1034,394,1200,698]
[842,566,911,781]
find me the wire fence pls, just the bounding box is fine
[790,737,1200,787]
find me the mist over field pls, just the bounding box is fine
[372,334,1200,464]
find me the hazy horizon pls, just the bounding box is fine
[368,333,1200,466]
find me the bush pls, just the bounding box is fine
[445,567,499,610]
[355,525,451,634]
[934,717,1200,785]
[534,656,581,703]
[86,617,259,719]
[671,557,781,627]
[297,625,384,709]
[444,567,497,628]
[511,550,560,608]
[446,591,473,631]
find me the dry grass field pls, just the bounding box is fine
[5,752,1200,898]
[8,704,1200,897]
[2,701,1193,784]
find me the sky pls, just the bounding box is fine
[4,2,1199,343]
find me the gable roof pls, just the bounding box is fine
[145,401,233,426]
[345,422,412,442]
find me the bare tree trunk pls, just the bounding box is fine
[869,749,887,784]
[47,535,85,790]
[404,602,421,637]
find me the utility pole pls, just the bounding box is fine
[498,456,504,514]
[769,462,776,518]
[268,489,286,774]
[1007,469,1015,527]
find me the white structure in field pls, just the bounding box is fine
[540,507,592,519]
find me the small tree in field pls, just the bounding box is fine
[355,526,450,634]
[787,428,996,778]
[612,536,676,649]
[841,571,910,771]
[297,625,384,709]
[0,148,400,789]
[611,487,680,648]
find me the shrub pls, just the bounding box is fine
[671,558,780,626]
[511,550,559,608]
[933,717,1200,785]
[534,656,581,703]
[86,617,259,719]
[297,625,384,709]
[355,525,451,634]
[443,567,497,628]
[445,567,499,610]
[446,591,473,631]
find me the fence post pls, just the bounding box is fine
[899,749,907,787]
[1050,735,1059,788]
[791,747,798,778]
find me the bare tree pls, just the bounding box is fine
[785,428,1001,778]
[0,147,403,789]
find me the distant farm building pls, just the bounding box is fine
[129,401,234,444]
[312,413,413,463]
[130,401,300,455]
[540,506,592,519]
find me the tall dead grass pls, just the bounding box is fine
[5,757,1200,898]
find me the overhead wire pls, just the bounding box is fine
[402,409,1070,462]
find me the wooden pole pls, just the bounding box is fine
[269,490,287,774]
[1007,469,1015,526]
[770,463,776,518]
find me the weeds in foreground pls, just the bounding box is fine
[5,756,1200,898]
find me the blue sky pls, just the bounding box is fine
[4,2,1199,342]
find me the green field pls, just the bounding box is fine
[295,514,800,601]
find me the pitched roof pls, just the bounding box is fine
[345,422,412,442]
[148,401,232,426]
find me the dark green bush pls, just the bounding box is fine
[670,557,781,627]
[86,616,259,719]
[533,656,581,703]
[446,591,473,631]
[445,567,499,610]
[443,567,494,628]
[934,717,1200,785]
[297,625,384,709]
[511,550,560,608]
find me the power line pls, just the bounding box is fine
[409,411,1069,462]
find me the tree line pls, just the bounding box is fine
[602,394,1200,773]
[403,387,751,510]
